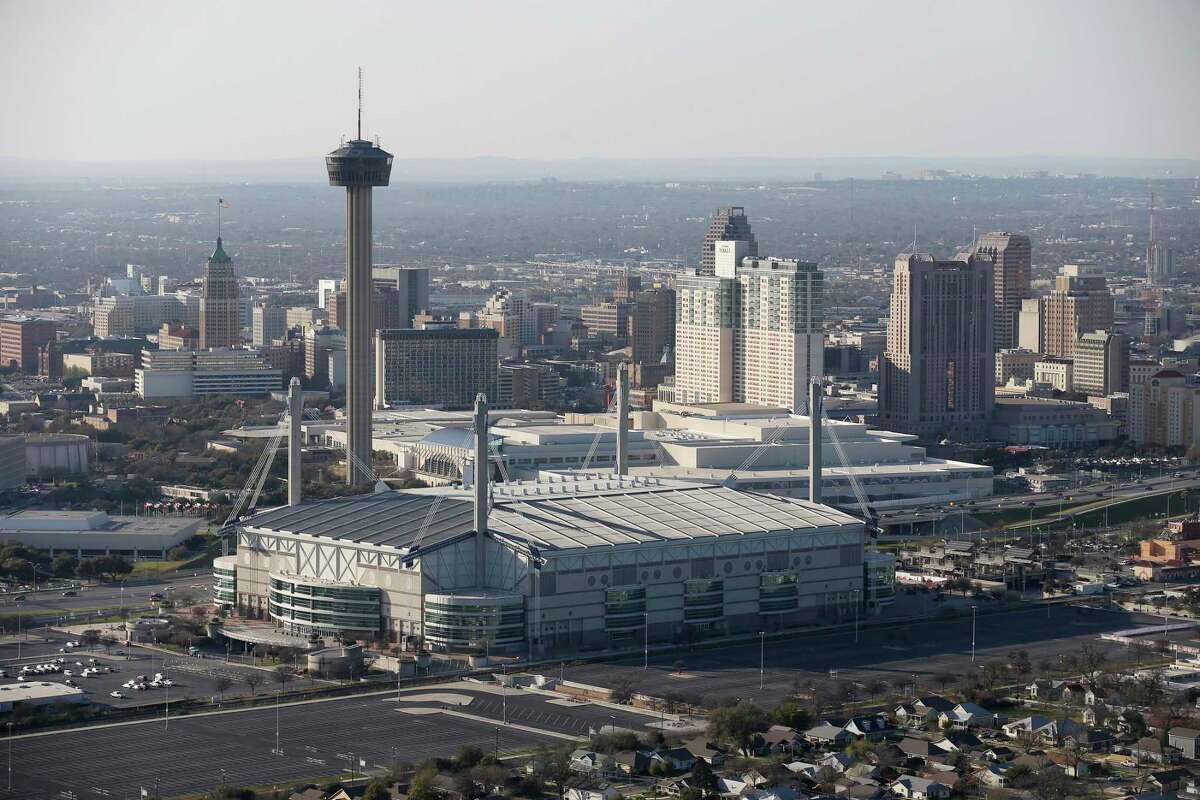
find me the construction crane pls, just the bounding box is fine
[821,406,883,540]
[216,409,290,553]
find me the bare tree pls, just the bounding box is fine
[1077,642,1108,684]
[243,672,264,696]
[610,677,638,705]
[272,665,296,689]
[214,675,233,706]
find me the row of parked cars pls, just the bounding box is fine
[120,672,174,691]
[13,657,113,685]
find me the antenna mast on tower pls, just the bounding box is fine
[1149,189,1156,241]
[357,66,363,140]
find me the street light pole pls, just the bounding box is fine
[853,589,860,644]
[971,605,977,663]
[7,721,13,792]
[274,690,282,756]
[643,611,649,670]
[759,631,765,691]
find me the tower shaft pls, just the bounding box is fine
[344,185,374,484]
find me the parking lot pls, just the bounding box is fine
[9,683,641,798]
[562,606,1185,703]
[0,630,290,710]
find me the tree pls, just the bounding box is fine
[454,772,484,800]
[934,672,956,691]
[215,675,234,699]
[407,768,441,800]
[272,665,296,689]
[456,744,485,769]
[707,701,769,755]
[243,672,264,695]
[51,553,79,578]
[610,677,638,705]
[81,629,101,650]
[362,781,390,800]
[1077,641,1108,684]
[691,758,718,795]
[532,745,575,799]
[769,702,811,731]
[75,559,98,581]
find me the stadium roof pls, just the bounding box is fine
[243,479,860,555]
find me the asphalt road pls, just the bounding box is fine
[8,684,663,798]
[561,606,1177,703]
[0,573,212,620]
[878,469,1200,528]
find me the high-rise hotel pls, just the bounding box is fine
[879,253,994,440]
[675,239,823,412]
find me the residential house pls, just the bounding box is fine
[682,738,728,767]
[898,738,957,760]
[821,753,857,774]
[805,721,852,747]
[1060,682,1088,704]
[288,789,328,800]
[1169,727,1200,759]
[1002,715,1087,745]
[610,751,648,777]
[975,765,1011,789]
[938,703,1000,729]
[1130,737,1178,765]
[843,715,892,740]
[890,776,952,800]
[651,748,696,773]
[571,751,612,774]
[1045,752,1093,778]
[1085,686,1119,706]
[835,785,886,800]
[1082,704,1109,727]
[783,761,820,779]
[739,788,800,800]
[844,764,885,783]
[564,780,621,800]
[1147,768,1192,794]
[984,746,1015,762]
[896,696,957,726]
[1026,680,1065,700]
[763,725,803,754]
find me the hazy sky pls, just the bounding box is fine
[3,0,1198,162]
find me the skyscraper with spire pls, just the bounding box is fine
[326,70,392,484]
[199,237,241,349]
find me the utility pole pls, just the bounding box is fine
[643,611,649,670]
[971,605,978,663]
[273,690,283,756]
[759,631,765,691]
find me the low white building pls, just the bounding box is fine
[0,510,201,560]
[288,402,993,510]
[135,348,281,399]
[0,682,86,712]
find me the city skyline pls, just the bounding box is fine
[2,0,1199,164]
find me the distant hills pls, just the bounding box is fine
[0,155,1197,183]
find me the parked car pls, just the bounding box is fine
[109,691,125,699]
[61,590,77,597]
